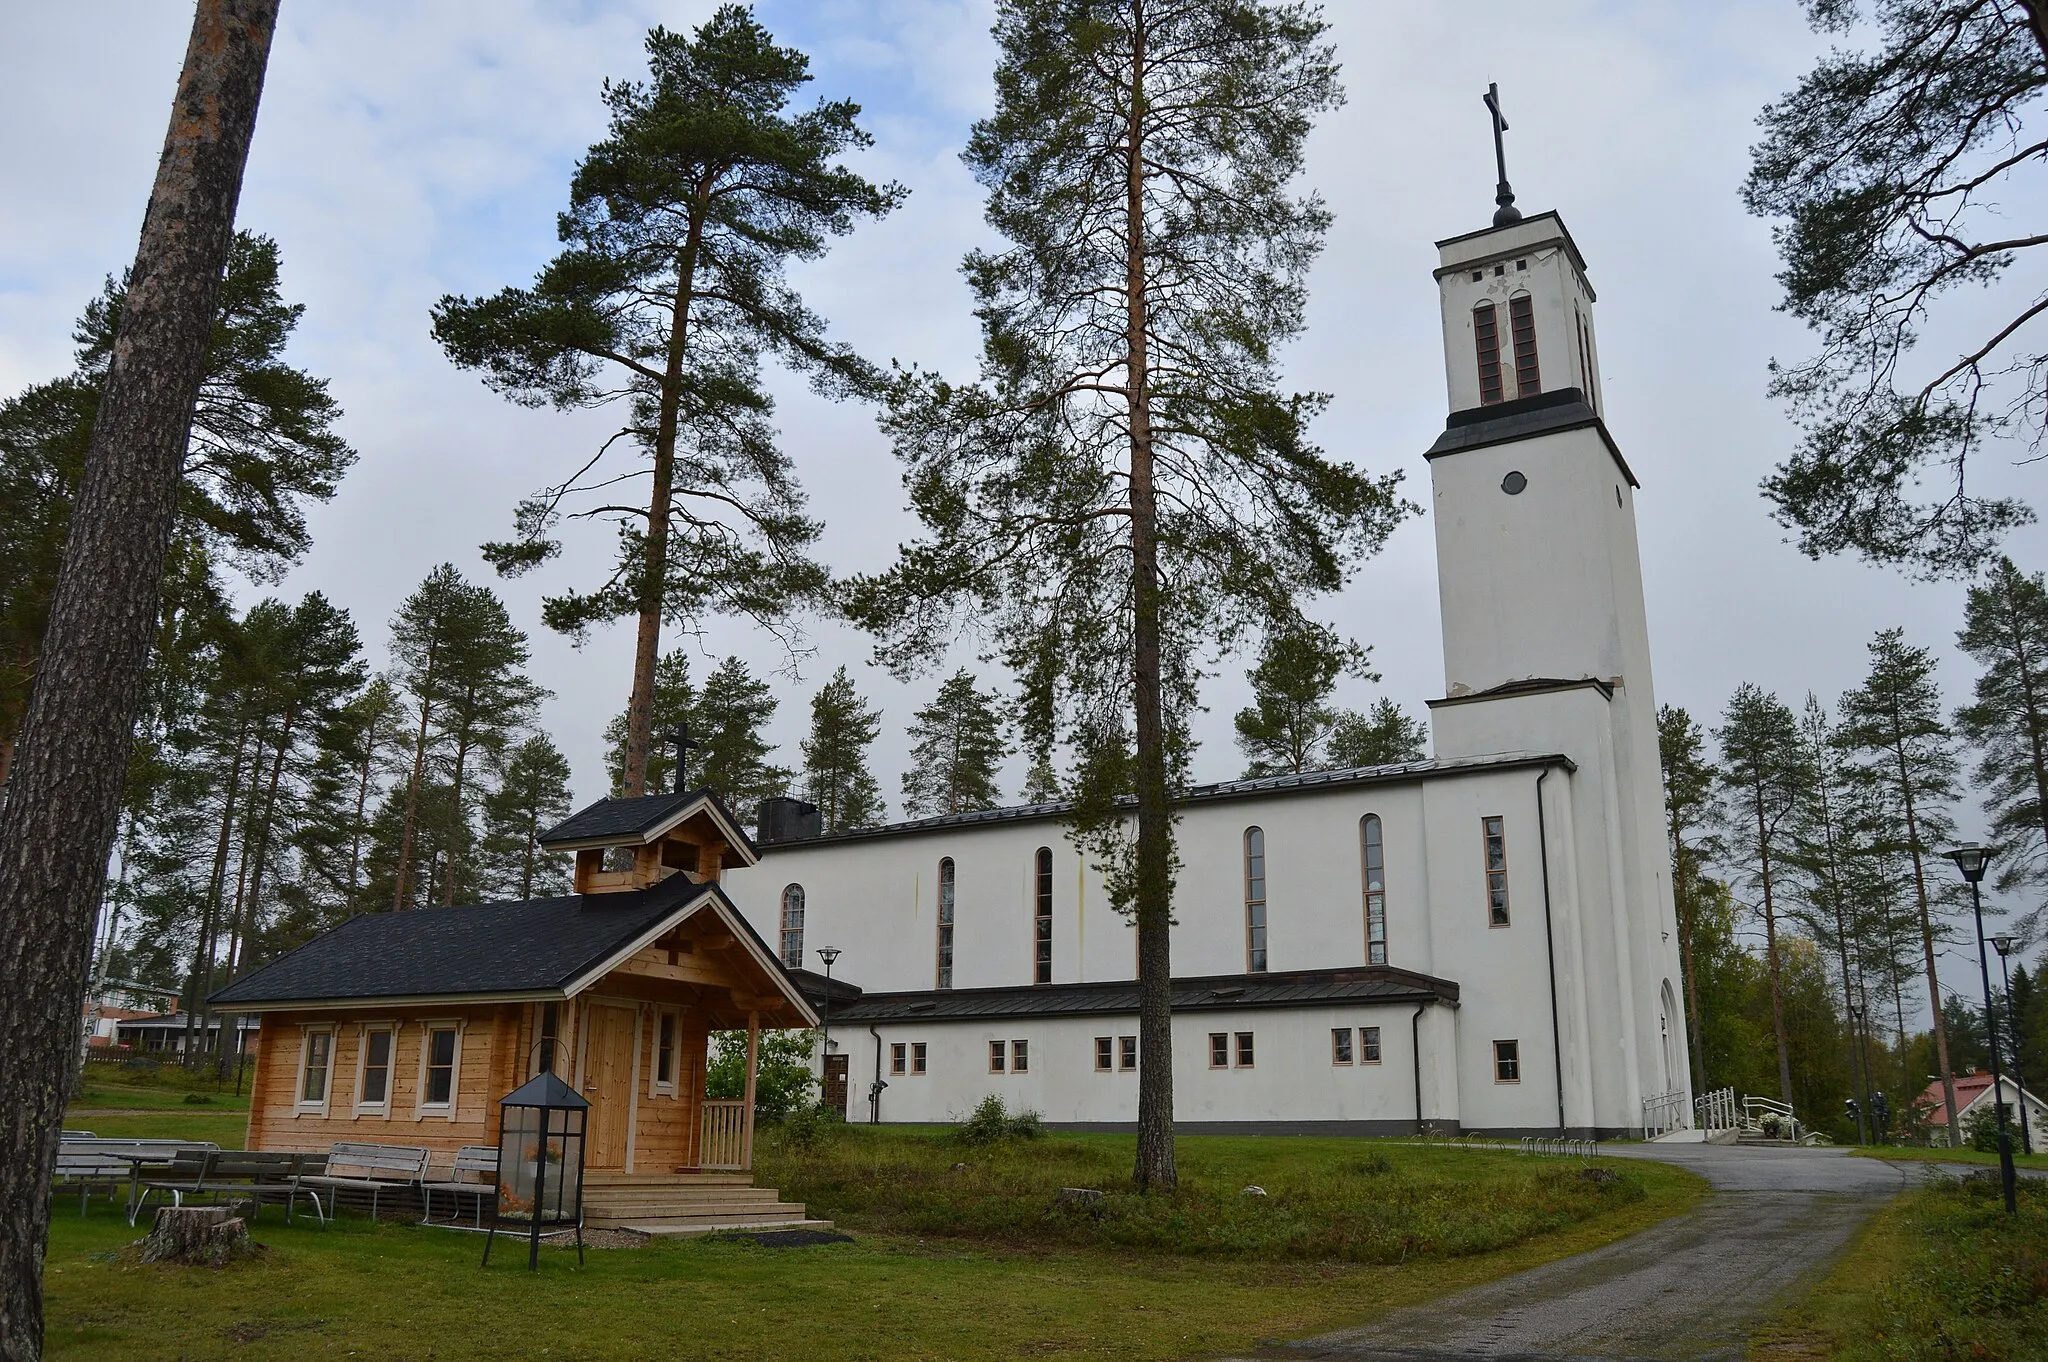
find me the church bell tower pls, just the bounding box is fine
[1422,87,1691,1133]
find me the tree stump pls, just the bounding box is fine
[138,1206,257,1266]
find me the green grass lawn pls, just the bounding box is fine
[73,1061,251,1113]
[1850,1143,2048,1172]
[42,1130,1706,1361]
[1752,1171,2048,1360]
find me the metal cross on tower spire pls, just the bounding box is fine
[1484,82,1521,227]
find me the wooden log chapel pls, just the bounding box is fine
[211,791,818,1222]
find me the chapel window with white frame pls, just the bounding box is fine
[779,884,806,969]
[937,858,957,989]
[1244,826,1269,973]
[1361,814,1387,965]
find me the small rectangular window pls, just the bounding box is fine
[1119,1036,1137,1071]
[989,1039,1006,1073]
[1484,816,1511,926]
[1209,1032,1229,1068]
[1474,301,1504,405]
[1495,1039,1521,1083]
[891,1042,908,1076]
[656,1012,676,1089]
[1509,293,1540,397]
[1361,1026,1382,1064]
[1012,1039,1029,1074]
[1095,1036,1113,1072]
[1236,1032,1255,1069]
[359,1028,392,1108]
[537,1001,559,1075]
[423,1026,458,1108]
[300,1029,332,1106]
[911,1042,927,1075]
[1331,1028,1353,1065]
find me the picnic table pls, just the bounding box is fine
[52,1138,219,1221]
[137,1150,331,1227]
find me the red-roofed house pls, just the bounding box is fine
[1915,1072,2048,1153]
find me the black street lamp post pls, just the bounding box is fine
[1946,843,2018,1213]
[816,945,841,1111]
[1992,934,2032,1157]
[1847,1001,1874,1145]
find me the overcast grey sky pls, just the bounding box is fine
[6,3,2045,959]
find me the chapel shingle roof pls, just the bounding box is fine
[209,876,727,1007]
[826,965,1458,1025]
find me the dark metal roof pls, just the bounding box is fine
[828,965,1458,1026]
[1423,387,1638,488]
[537,788,760,858]
[759,751,1566,850]
[210,876,719,1007]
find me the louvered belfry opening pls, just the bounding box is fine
[1473,299,1504,405]
[1509,293,1540,397]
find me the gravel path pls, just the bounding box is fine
[1214,1143,1914,1362]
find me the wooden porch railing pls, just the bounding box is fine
[700,1100,748,1170]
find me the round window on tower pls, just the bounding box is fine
[1501,471,1527,496]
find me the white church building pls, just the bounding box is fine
[715,200,1690,1139]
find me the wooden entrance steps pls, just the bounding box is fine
[582,1171,828,1235]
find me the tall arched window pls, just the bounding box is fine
[1473,300,1504,405]
[1244,827,1268,973]
[1033,847,1054,984]
[1509,293,1540,397]
[779,884,805,969]
[936,858,956,989]
[1361,815,1387,965]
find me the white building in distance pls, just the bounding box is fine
[720,196,1689,1139]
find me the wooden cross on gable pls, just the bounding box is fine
[663,725,701,795]
[1484,82,1522,227]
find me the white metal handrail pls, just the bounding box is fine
[1642,1089,1689,1138]
[1695,1087,1739,1131]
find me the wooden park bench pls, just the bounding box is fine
[138,1150,331,1228]
[52,1137,219,1221]
[421,1146,499,1228]
[300,1142,432,1220]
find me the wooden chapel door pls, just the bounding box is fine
[581,1002,637,1168]
[823,1053,849,1118]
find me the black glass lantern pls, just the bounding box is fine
[484,1071,588,1270]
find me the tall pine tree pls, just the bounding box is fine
[479,735,575,900]
[802,665,883,832]
[1326,698,1429,770]
[1838,627,1966,1144]
[432,8,899,797]
[846,0,1409,1189]
[1716,684,1810,1109]
[1658,705,1719,1097]
[902,670,1009,817]
[1957,556,2048,937]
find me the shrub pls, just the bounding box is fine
[955,1095,1046,1146]
[1963,1103,2018,1154]
[780,1101,845,1151]
[706,1029,818,1121]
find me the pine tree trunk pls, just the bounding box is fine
[1674,844,1707,1095]
[393,642,437,911]
[186,718,249,1057]
[442,701,474,907]
[0,4,277,1353]
[1124,1,1176,1195]
[1900,775,1961,1141]
[622,190,708,799]
[346,719,375,912]
[1754,795,1796,1108]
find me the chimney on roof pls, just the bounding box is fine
[756,796,822,846]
